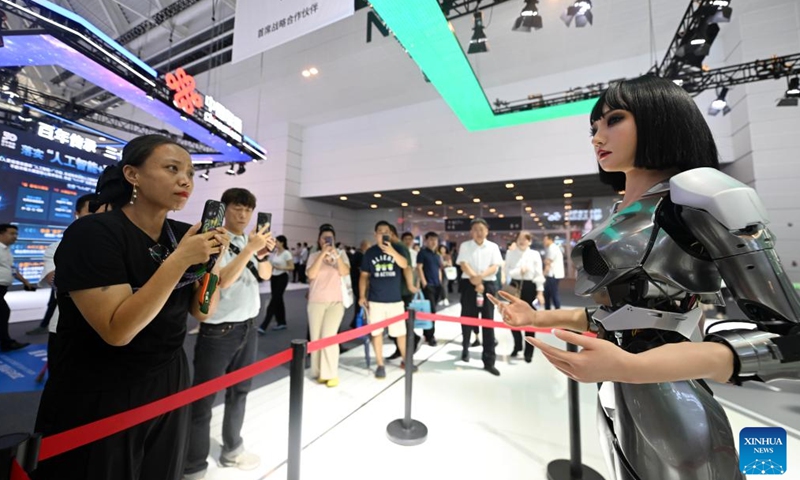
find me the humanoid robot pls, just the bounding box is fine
[572,167,800,480]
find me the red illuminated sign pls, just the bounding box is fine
[165,67,204,115]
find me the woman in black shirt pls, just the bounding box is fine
[34,135,229,480]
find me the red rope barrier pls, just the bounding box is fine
[10,459,30,480]
[34,308,592,463]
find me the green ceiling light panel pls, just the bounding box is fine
[369,0,595,131]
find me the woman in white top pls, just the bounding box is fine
[504,231,546,362]
[306,224,350,387]
[259,235,294,332]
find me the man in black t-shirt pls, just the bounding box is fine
[359,221,416,379]
[417,231,443,346]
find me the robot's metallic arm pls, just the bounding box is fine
[670,167,800,383]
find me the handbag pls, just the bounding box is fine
[341,275,354,308]
[408,291,433,329]
[444,266,457,281]
[500,280,521,298]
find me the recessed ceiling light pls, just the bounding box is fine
[435,200,443,205]
[374,193,382,198]
[563,178,574,185]
[309,67,319,75]
[412,190,421,195]
[564,205,572,210]
[401,202,409,207]
[489,208,496,213]
[339,196,348,201]
[473,198,481,203]
[530,213,536,217]
[455,187,464,192]
[498,214,505,218]
[370,204,378,209]
[564,193,573,198]
[448,206,454,210]
[525,206,532,212]
[505,183,514,189]
[428,211,435,215]
[515,195,524,201]
[457,209,464,214]
[469,214,475,219]
[302,70,311,77]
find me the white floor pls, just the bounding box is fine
[195,304,800,480]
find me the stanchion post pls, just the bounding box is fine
[288,340,307,480]
[386,310,428,446]
[547,342,604,480]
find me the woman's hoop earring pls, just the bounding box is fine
[130,184,138,205]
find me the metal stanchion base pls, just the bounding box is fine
[386,419,428,446]
[547,459,605,480]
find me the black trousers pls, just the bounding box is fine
[510,280,539,360]
[33,353,190,480]
[38,288,58,329]
[185,319,258,476]
[261,274,289,328]
[460,279,496,368]
[544,277,562,310]
[421,284,441,341]
[0,285,11,344]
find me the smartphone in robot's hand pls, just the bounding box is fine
[257,212,271,233]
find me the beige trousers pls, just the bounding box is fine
[307,301,345,380]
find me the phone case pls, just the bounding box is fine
[201,200,226,233]
[257,212,272,232]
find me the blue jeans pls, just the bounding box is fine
[544,277,562,310]
[184,318,258,476]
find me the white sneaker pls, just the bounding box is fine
[188,326,200,335]
[219,451,260,471]
[443,298,450,306]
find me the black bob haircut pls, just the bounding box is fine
[221,188,256,209]
[590,75,720,192]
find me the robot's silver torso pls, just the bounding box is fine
[570,168,800,480]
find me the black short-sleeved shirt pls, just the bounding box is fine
[361,243,404,303]
[417,247,442,286]
[50,209,194,390]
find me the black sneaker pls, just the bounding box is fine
[0,340,29,352]
[461,350,469,362]
[484,365,501,376]
[387,350,402,360]
[426,337,437,347]
[470,339,481,347]
[375,366,386,379]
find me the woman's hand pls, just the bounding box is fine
[172,223,226,267]
[487,291,536,328]
[527,329,634,383]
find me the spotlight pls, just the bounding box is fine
[703,0,732,24]
[512,0,542,32]
[676,23,719,68]
[226,163,236,175]
[561,1,593,28]
[200,169,210,181]
[17,105,33,122]
[468,12,488,54]
[777,77,800,107]
[708,87,731,116]
[237,163,246,175]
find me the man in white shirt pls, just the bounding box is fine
[0,224,37,352]
[184,188,275,479]
[457,218,504,376]
[505,231,546,362]
[543,234,565,310]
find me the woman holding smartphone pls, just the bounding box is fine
[34,135,228,480]
[306,224,350,387]
[259,235,294,332]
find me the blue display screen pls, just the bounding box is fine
[0,122,116,284]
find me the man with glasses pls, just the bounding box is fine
[457,218,504,376]
[183,188,275,479]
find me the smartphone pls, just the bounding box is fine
[324,236,333,246]
[381,234,390,245]
[257,212,271,232]
[201,200,226,233]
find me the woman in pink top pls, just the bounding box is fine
[306,224,351,387]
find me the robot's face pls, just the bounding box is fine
[591,107,637,174]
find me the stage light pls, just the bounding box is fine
[200,169,210,181]
[512,0,542,32]
[468,12,488,54]
[237,164,246,175]
[226,163,236,175]
[778,78,800,106]
[705,0,732,24]
[708,87,731,116]
[17,106,33,122]
[561,1,593,28]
